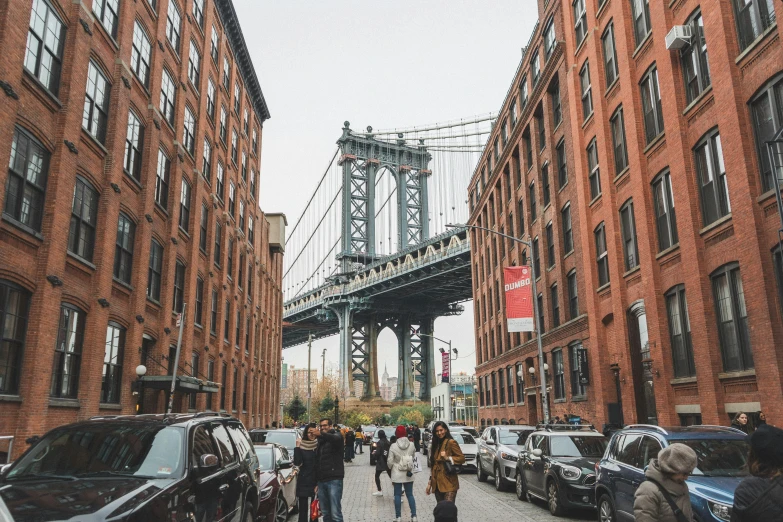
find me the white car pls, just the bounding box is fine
[435,431,478,472]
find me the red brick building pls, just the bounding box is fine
[469,0,783,430]
[0,0,285,458]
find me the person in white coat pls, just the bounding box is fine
[387,425,418,522]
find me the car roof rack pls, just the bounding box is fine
[192,411,233,419]
[88,415,124,420]
[693,425,747,434]
[535,423,599,432]
[626,424,669,435]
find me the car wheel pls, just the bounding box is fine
[547,479,565,516]
[243,502,255,522]
[494,463,505,491]
[515,472,527,501]
[476,460,487,482]
[598,495,616,522]
[275,495,288,522]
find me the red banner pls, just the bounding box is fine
[504,266,534,332]
[441,351,450,383]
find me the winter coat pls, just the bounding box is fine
[731,421,750,434]
[387,437,416,483]
[731,475,783,522]
[315,430,345,483]
[293,446,317,497]
[633,459,694,522]
[374,438,391,471]
[429,438,465,493]
[413,428,421,443]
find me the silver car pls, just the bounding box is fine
[477,425,535,491]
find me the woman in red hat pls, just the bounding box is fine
[387,425,418,522]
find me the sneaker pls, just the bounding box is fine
[393,519,401,522]
[411,517,418,522]
[372,491,383,497]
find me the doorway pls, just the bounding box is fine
[627,301,658,424]
[528,394,538,425]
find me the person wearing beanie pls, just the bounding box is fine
[387,425,418,522]
[731,424,783,521]
[372,429,391,497]
[634,443,697,522]
[433,499,458,522]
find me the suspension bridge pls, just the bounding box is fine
[282,116,493,401]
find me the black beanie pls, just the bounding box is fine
[749,424,783,467]
[434,500,458,522]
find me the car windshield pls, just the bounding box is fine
[682,439,750,477]
[255,447,275,471]
[453,433,476,445]
[550,436,608,457]
[462,428,479,438]
[500,430,531,445]
[363,427,377,433]
[264,432,295,449]
[6,424,184,480]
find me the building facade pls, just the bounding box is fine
[279,366,318,404]
[470,0,783,430]
[0,0,284,458]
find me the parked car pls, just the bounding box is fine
[369,427,396,466]
[250,428,301,453]
[254,443,298,522]
[451,431,479,472]
[452,426,480,438]
[595,424,749,522]
[0,413,261,522]
[477,424,536,491]
[360,425,377,444]
[515,424,607,516]
[249,428,269,443]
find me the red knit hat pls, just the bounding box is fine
[395,425,407,439]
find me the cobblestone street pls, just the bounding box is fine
[312,449,594,522]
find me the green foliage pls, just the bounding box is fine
[319,392,335,413]
[397,410,425,427]
[286,395,308,421]
[388,404,433,426]
[343,411,373,429]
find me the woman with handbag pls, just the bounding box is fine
[633,443,698,522]
[425,421,465,503]
[293,423,319,522]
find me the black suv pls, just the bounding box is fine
[0,413,261,522]
[515,424,607,516]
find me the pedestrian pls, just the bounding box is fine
[413,424,421,453]
[633,443,698,522]
[344,427,355,463]
[372,429,391,497]
[354,426,364,455]
[293,423,318,522]
[757,411,767,426]
[731,424,783,521]
[315,418,345,522]
[433,500,458,522]
[732,412,751,434]
[407,424,414,441]
[387,425,418,522]
[426,421,465,503]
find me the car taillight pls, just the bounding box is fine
[595,462,600,474]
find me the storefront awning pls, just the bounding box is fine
[139,375,220,394]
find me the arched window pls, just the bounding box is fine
[0,281,31,394]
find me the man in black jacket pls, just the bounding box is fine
[316,418,345,522]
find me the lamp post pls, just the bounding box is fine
[439,346,458,423]
[447,223,550,423]
[135,364,147,414]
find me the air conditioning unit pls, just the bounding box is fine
[665,25,692,50]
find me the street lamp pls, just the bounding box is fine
[447,223,550,423]
[135,364,147,414]
[438,346,458,423]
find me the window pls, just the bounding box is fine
[173,260,185,313]
[179,178,191,231]
[101,322,124,403]
[546,222,555,268]
[214,221,222,265]
[229,181,236,216]
[234,81,241,114]
[252,128,259,155]
[68,177,99,261]
[250,169,256,199]
[567,269,578,319]
[595,223,609,286]
[82,61,111,143]
[510,99,517,129]
[587,138,601,199]
[733,0,776,52]
[189,351,199,409]
[556,140,567,188]
[231,129,239,164]
[712,264,753,372]
[580,61,593,120]
[536,112,546,151]
[0,281,29,394]
[124,110,144,180]
[681,11,710,104]
[238,253,245,289]
[520,76,529,110]
[640,66,664,143]
[542,164,551,207]
[210,288,218,334]
[243,372,248,411]
[666,285,695,378]
[211,24,219,62]
[537,293,545,333]
[529,181,537,221]
[206,359,215,409]
[544,17,556,60]
[220,362,227,409]
[131,21,152,87]
[524,132,533,170]
[147,239,163,301]
[220,106,228,143]
[602,23,619,86]
[25,0,65,95]
[241,151,248,181]
[531,51,540,88]
[199,203,208,252]
[114,213,135,284]
[518,199,525,233]
[227,238,234,278]
[553,349,565,399]
[166,0,181,50]
[573,0,587,45]
[551,284,560,328]
[630,0,652,46]
[569,342,587,397]
[561,203,573,254]
[160,69,176,125]
[498,370,505,404]
[243,109,249,136]
[750,76,783,192]
[533,237,540,279]
[235,309,241,345]
[232,367,238,410]
[183,107,196,155]
[620,199,639,271]
[516,363,525,403]
[611,107,629,173]
[92,0,118,38]
[202,138,213,185]
[192,0,204,27]
[223,56,231,90]
[188,41,201,90]
[195,277,204,326]
[50,304,84,398]
[652,170,678,251]
[507,367,514,405]
[248,215,254,246]
[216,161,225,201]
[776,247,783,318]
[694,130,730,225]
[548,85,562,129]
[155,148,170,210]
[247,260,253,295]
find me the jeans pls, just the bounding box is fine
[393,482,416,518]
[355,439,363,453]
[317,479,344,522]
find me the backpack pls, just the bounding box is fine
[396,449,414,472]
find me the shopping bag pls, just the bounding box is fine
[411,452,423,473]
[310,498,321,521]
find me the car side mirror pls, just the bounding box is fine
[0,463,11,477]
[279,459,293,470]
[198,454,219,472]
[531,448,543,460]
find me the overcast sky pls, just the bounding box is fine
[235,0,536,380]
